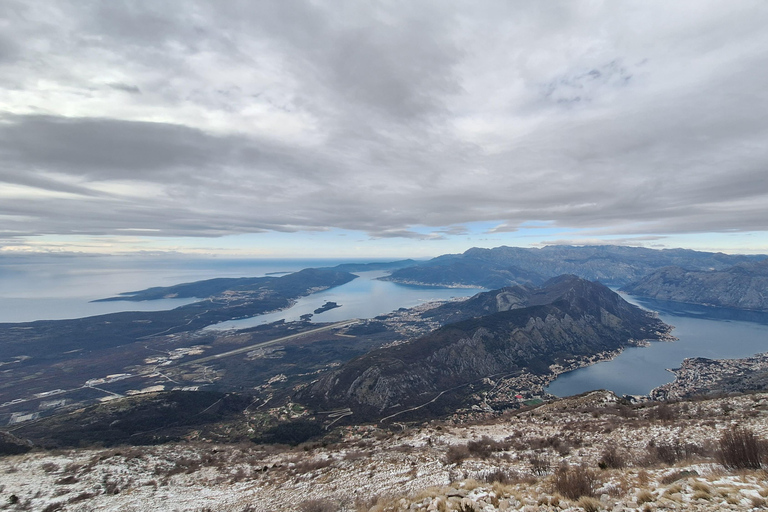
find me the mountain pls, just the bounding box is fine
[381,245,764,288]
[621,259,768,311]
[327,259,419,273]
[298,276,670,417]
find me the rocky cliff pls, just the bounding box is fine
[298,276,670,416]
[621,259,768,311]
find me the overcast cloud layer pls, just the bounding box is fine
[1,1,768,250]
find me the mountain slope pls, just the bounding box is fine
[299,276,669,416]
[621,259,768,311]
[382,245,764,288]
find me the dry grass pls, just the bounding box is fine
[692,490,712,501]
[691,481,711,493]
[576,496,602,512]
[636,489,654,504]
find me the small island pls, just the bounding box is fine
[313,301,341,314]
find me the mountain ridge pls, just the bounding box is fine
[621,259,768,311]
[298,276,670,418]
[382,245,765,289]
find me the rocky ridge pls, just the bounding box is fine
[621,259,768,311]
[298,276,671,419]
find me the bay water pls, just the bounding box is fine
[545,294,768,397]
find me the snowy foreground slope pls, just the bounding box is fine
[2,391,768,511]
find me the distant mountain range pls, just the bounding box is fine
[622,259,768,311]
[381,245,765,288]
[298,275,670,419]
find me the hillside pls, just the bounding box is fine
[382,245,764,289]
[621,260,768,311]
[298,276,670,419]
[2,391,767,511]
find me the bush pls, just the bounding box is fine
[299,498,336,512]
[445,444,471,464]
[646,440,705,465]
[653,442,681,465]
[529,453,550,476]
[717,427,764,470]
[291,458,333,475]
[651,403,676,421]
[466,436,510,458]
[552,464,599,500]
[598,446,625,469]
[660,469,698,484]
[482,468,516,484]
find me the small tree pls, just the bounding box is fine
[717,427,764,470]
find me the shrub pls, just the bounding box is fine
[646,440,705,465]
[55,475,79,485]
[598,446,625,469]
[717,427,764,470]
[445,444,470,464]
[552,464,599,500]
[41,462,60,473]
[651,403,676,421]
[67,492,96,504]
[529,453,550,476]
[299,498,336,512]
[653,442,680,465]
[482,468,516,484]
[291,458,333,475]
[660,469,698,484]
[466,436,510,458]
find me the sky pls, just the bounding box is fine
[1,0,768,259]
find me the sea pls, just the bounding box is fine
[2,254,767,397]
[0,255,367,323]
[0,254,480,324]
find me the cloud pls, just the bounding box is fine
[108,83,142,94]
[536,236,668,248]
[1,0,767,246]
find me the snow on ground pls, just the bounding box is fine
[2,391,768,511]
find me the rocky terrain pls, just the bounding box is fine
[382,246,764,289]
[621,260,768,311]
[299,276,670,419]
[2,391,767,511]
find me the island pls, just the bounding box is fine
[313,301,341,314]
